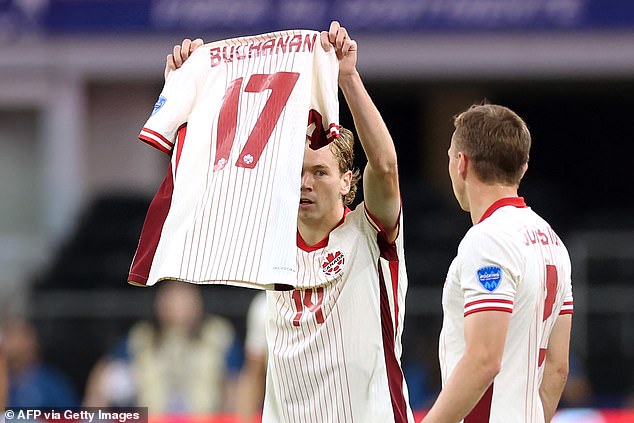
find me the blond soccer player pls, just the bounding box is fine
[166,21,415,423]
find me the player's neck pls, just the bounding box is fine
[298,205,346,246]
[468,182,520,225]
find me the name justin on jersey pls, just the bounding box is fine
[521,225,561,246]
[210,33,318,68]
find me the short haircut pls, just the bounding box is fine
[328,127,361,205]
[453,103,531,185]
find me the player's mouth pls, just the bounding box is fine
[299,198,314,208]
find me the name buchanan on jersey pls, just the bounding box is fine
[210,32,318,67]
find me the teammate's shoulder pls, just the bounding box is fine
[460,222,512,252]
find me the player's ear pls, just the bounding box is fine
[340,170,352,195]
[457,151,469,179]
[518,162,528,183]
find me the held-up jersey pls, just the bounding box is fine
[264,205,415,423]
[128,30,340,289]
[439,197,574,423]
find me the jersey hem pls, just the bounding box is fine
[139,276,295,291]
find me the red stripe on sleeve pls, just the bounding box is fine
[465,298,513,308]
[464,307,513,317]
[139,134,171,155]
[142,127,174,147]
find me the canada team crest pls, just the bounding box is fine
[322,250,345,276]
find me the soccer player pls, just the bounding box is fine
[421,104,573,423]
[166,21,414,423]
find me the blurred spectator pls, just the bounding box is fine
[236,292,267,423]
[83,281,241,415]
[4,318,79,407]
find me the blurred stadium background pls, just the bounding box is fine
[0,0,633,421]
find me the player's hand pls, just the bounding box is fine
[320,21,358,80]
[164,38,204,80]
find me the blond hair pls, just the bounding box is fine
[328,127,361,205]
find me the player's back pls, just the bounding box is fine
[129,30,340,289]
[474,204,573,422]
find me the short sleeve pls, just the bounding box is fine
[560,276,574,315]
[458,229,520,317]
[138,54,199,154]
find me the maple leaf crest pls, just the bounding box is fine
[322,251,345,276]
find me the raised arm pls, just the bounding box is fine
[321,21,401,241]
[540,314,572,422]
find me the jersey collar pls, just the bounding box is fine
[478,197,527,223]
[297,207,351,252]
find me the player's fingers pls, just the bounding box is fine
[328,20,340,44]
[191,38,204,52]
[181,39,191,54]
[164,54,175,80]
[172,44,183,67]
[342,39,357,56]
[335,27,348,50]
[320,31,332,51]
[180,38,192,61]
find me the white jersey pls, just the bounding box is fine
[439,197,573,423]
[264,204,414,423]
[129,30,340,289]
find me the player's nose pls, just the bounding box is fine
[301,172,313,190]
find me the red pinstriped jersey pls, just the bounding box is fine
[128,30,339,289]
[263,204,415,423]
[439,197,573,423]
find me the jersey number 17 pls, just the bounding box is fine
[214,72,300,171]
